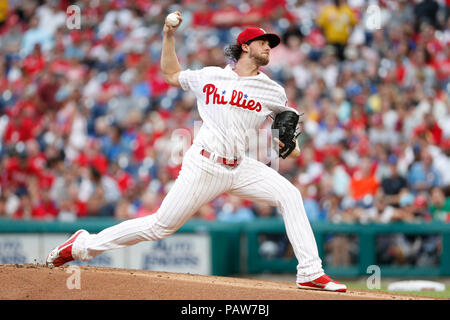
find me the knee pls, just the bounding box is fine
[143,215,177,240]
[154,224,176,240]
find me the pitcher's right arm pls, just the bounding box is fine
[161,11,183,88]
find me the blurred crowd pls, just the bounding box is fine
[0,0,449,227]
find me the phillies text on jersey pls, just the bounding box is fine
[178,65,298,159]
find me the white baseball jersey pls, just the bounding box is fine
[71,64,324,284]
[178,64,298,159]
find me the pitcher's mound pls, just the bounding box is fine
[0,264,431,300]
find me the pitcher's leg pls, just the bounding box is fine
[230,159,324,283]
[73,146,234,261]
[72,213,172,261]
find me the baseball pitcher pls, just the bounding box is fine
[47,12,346,292]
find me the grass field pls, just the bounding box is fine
[343,278,450,299]
[245,274,450,299]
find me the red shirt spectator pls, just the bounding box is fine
[50,52,71,75]
[125,51,144,68]
[32,198,59,219]
[76,151,109,175]
[413,116,443,145]
[29,154,47,176]
[76,138,109,174]
[22,49,45,76]
[210,3,242,27]
[431,46,450,82]
[3,118,31,144]
[115,170,136,195]
[146,63,169,98]
[102,70,126,97]
[134,129,156,161]
[38,170,55,190]
[37,73,61,112]
[6,156,36,189]
[192,4,213,27]
[3,100,41,143]
[262,0,296,22]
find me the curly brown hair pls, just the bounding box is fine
[224,44,244,63]
[224,37,271,63]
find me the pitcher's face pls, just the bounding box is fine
[247,39,271,66]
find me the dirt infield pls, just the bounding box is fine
[0,264,436,300]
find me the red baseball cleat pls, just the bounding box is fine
[46,230,87,268]
[297,274,347,292]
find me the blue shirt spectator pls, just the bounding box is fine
[20,16,54,57]
[217,207,255,222]
[217,196,255,222]
[407,149,441,194]
[304,198,322,221]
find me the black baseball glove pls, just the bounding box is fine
[271,111,302,159]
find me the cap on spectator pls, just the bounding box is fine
[399,192,414,207]
[414,194,428,207]
[341,196,355,209]
[237,27,281,48]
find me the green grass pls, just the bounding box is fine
[343,279,450,299]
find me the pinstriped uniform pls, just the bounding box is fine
[72,65,324,283]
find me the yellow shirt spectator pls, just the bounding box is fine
[0,0,7,24]
[317,1,358,45]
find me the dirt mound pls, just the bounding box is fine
[0,264,433,300]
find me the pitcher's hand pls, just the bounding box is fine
[163,11,182,36]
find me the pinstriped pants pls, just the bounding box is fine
[72,144,324,283]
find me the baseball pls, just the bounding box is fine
[166,13,180,27]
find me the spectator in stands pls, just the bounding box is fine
[20,15,54,56]
[366,194,395,224]
[349,156,379,207]
[192,203,217,221]
[30,183,58,220]
[413,0,441,31]
[412,112,443,146]
[217,195,255,222]
[101,125,131,163]
[36,0,67,36]
[325,234,353,266]
[0,0,448,226]
[135,190,160,218]
[430,139,450,187]
[252,202,278,218]
[381,154,408,207]
[320,192,341,223]
[314,113,346,150]
[379,189,416,223]
[84,166,120,217]
[252,201,291,259]
[407,147,442,194]
[412,192,431,221]
[429,186,450,222]
[295,182,322,221]
[316,0,358,60]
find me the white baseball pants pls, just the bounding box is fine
[72,144,324,283]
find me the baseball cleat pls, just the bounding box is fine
[297,274,347,292]
[46,229,87,268]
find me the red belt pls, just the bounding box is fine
[200,149,240,167]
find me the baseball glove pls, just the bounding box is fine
[272,110,302,159]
